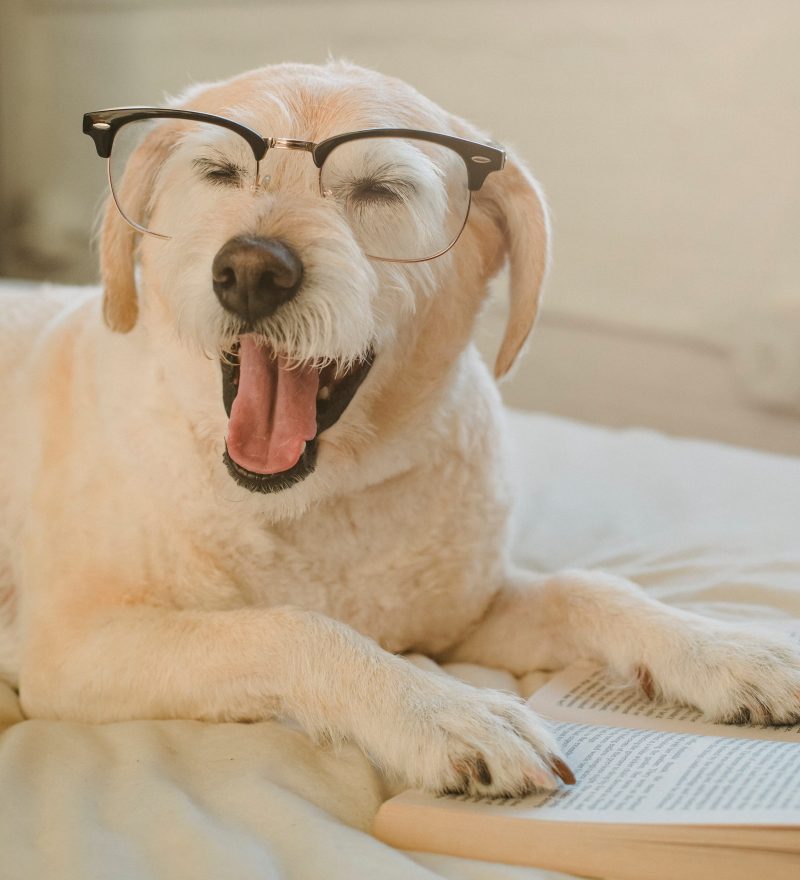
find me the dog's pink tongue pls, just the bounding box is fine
[226,335,319,474]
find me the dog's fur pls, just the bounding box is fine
[1,62,798,797]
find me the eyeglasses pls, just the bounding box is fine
[83,108,506,263]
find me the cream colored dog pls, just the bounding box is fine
[1,61,799,798]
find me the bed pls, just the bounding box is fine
[2,408,798,880]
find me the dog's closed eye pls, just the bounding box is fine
[193,155,247,187]
[347,174,417,205]
[329,161,418,208]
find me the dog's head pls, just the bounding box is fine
[96,62,548,508]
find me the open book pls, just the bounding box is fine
[374,622,800,880]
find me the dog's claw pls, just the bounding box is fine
[474,756,493,786]
[548,755,576,785]
[636,664,655,701]
[728,706,752,725]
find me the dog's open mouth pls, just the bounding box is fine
[220,335,374,493]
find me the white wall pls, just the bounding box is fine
[1,0,798,453]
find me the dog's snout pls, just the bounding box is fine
[212,236,303,322]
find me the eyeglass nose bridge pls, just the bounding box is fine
[268,137,316,153]
[256,138,319,191]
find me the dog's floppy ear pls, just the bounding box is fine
[476,151,551,379]
[100,124,174,333]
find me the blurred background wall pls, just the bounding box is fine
[1,0,798,455]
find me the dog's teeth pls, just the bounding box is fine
[300,441,307,454]
[318,386,331,400]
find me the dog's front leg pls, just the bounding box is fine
[20,601,571,796]
[445,567,800,724]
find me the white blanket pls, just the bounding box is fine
[2,411,799,880]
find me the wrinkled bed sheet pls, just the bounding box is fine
[2,410,799,880]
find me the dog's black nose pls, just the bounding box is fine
[212,236,303,322]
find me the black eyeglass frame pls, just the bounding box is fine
[83,107,506,261]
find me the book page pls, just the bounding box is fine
[397,719,800,825]
[529,620,800,742]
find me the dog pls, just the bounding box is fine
[1,61,798,798]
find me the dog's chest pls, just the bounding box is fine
[220,481,507,656]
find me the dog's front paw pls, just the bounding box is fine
[638,625,800,725]
[374,673,573,798]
